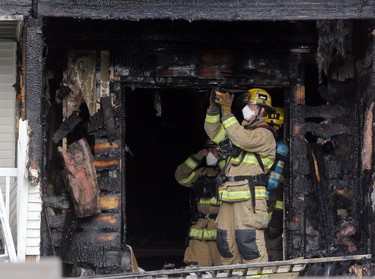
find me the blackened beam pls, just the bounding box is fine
[37,0,375,21]
[52,111,82,144]
[300,122,350,138]
[295,104,348,119]
[119,76,290,89]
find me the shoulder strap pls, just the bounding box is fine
[254,153,265,173]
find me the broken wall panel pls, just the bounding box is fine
[43,45,126,273]
[64,78,125,273]
[66,51,97,116]
[37,0,375,21]
[58,138,101,218]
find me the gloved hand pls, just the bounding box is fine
[208,88,220,113]
[241,91,251,104]
[215,92,233,115]
[267,216,283,239]
[195,148,208,160]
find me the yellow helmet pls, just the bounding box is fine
[266,107,284,129]
[246,88,275,113]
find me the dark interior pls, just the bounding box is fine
[123,87,287,269]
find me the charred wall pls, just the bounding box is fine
[43,74,131,274]
[285,20,375,261]
[35,16,375,274]
[41,18,313,272]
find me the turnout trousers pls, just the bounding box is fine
[215,200,268,265]
[184,239,221,266]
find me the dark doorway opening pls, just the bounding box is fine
[124,87,209,270]
[123,86,286,270]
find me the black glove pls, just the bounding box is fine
[208,88,220,113]
[192,175,217,199]
[267,211,283,239]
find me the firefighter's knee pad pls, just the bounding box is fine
[216,229,233,258]
[235,229,260,260]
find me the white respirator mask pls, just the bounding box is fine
[242,105,256,121]
[206,151,218,166]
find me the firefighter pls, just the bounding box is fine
[175,140,225,267]
[204,88,277,265]
[264,107,288,261]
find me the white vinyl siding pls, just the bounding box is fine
[0,42,17,261]
[0,33,40,261]
[24,184,41,256]
[0,42,15,168]
[0,42,41,260]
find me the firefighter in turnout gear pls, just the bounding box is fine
[265,107,288,261]
[204,88,277,265]
[175,140,225,266]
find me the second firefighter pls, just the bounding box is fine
[175,140,225,266]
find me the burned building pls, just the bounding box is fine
[1,0,375,277]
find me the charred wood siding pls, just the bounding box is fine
[61,87,127,274]
[43,51,129,273]
[37,0,375,21]
[67,82,128,274]
[285,49,364,259]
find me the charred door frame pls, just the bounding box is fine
[285,41,366,259]
[286,50,307,259]
[24,17,47,260]
[24,18,45,184]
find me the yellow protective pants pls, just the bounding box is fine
[215,199,269,265]
[184,239,221,266]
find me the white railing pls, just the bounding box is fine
[0,168,18,262]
